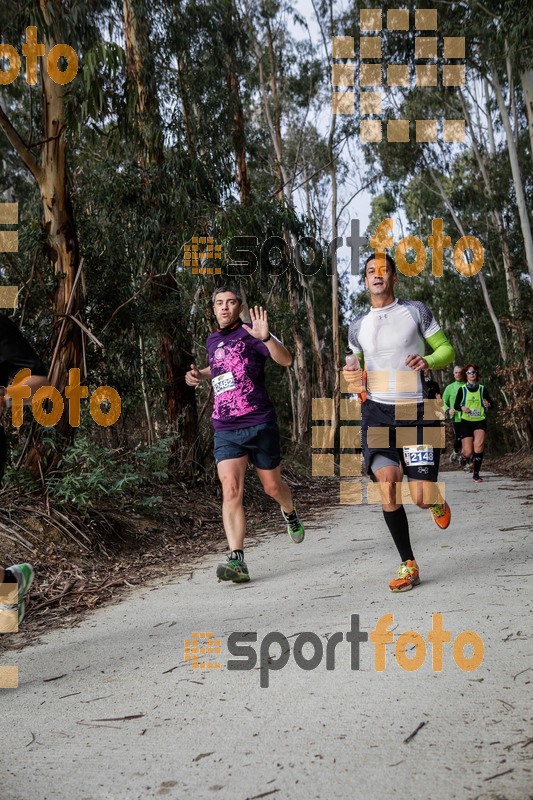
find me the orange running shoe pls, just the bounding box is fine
[430,501,451,529]
[390,560,420,592]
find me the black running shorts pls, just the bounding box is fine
[460,418,487,437]
[361,398,442,482]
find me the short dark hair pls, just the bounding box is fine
[211,285,243,304]
[362,253,396,277]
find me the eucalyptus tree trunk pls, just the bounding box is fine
[460,92,520,314]
[427,167,507,362]
[224,6,252,206]
[255,14,325,435]
[521,69,533,166]
[328,110,340,425]
[123,0,200,474]
[0,0,83,473]
[123,0,164,164]
[491,65,533,288]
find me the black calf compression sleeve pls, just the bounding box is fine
[473,452,484,478]
[383,506,414,562]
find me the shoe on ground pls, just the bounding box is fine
[0,563,34,631]
[430,501,451,529]
[216,557,250,583]
[282,507,305,544]
[390,560,420,592]
[450,451,458,463]
[473,476,484,483]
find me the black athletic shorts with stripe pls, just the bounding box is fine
[361,398,442,482]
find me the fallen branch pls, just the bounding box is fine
[403,721,427,744]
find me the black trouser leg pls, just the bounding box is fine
[453,421,462,453]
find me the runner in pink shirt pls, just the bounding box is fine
[186,286,305,583]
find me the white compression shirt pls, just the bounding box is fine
[348,298,441,405]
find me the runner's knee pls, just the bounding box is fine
[220,477,243,502]
[375,477,400,506]
[262,479,283,499]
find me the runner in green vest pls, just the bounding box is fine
[442,366,465,463]
[453,364,493,483]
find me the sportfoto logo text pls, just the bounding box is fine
[0,27,78,86]
[185,613,485,688]
[219,217,483,279]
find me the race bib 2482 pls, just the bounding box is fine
[212,371,236,396]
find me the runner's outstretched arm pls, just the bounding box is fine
[261,335,292,367]
[185,364,211,386]
[422,331,455,370]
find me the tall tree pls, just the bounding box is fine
[122,0,200,472]
[0,1,83,470]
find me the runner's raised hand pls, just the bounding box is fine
[249,306,269,340]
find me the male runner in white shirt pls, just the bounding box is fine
[344,253,455,592]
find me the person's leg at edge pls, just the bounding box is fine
[472,429,486,482]
[0,430,34,628]
[216,456,250,582]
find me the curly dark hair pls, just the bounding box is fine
[463,363,480,381]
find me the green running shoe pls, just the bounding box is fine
[282,507,305,544]
[0,563,34,630]
[216,557,250,583]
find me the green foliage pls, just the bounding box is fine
[0,0,530,532]
[44,433,171,514]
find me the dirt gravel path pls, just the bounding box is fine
[1,470,532,800]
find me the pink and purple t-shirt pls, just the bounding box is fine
[206,322,277,432]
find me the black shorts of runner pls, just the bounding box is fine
[361,398,441,482]
[460,419,487,437]
[213,421,281,470]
